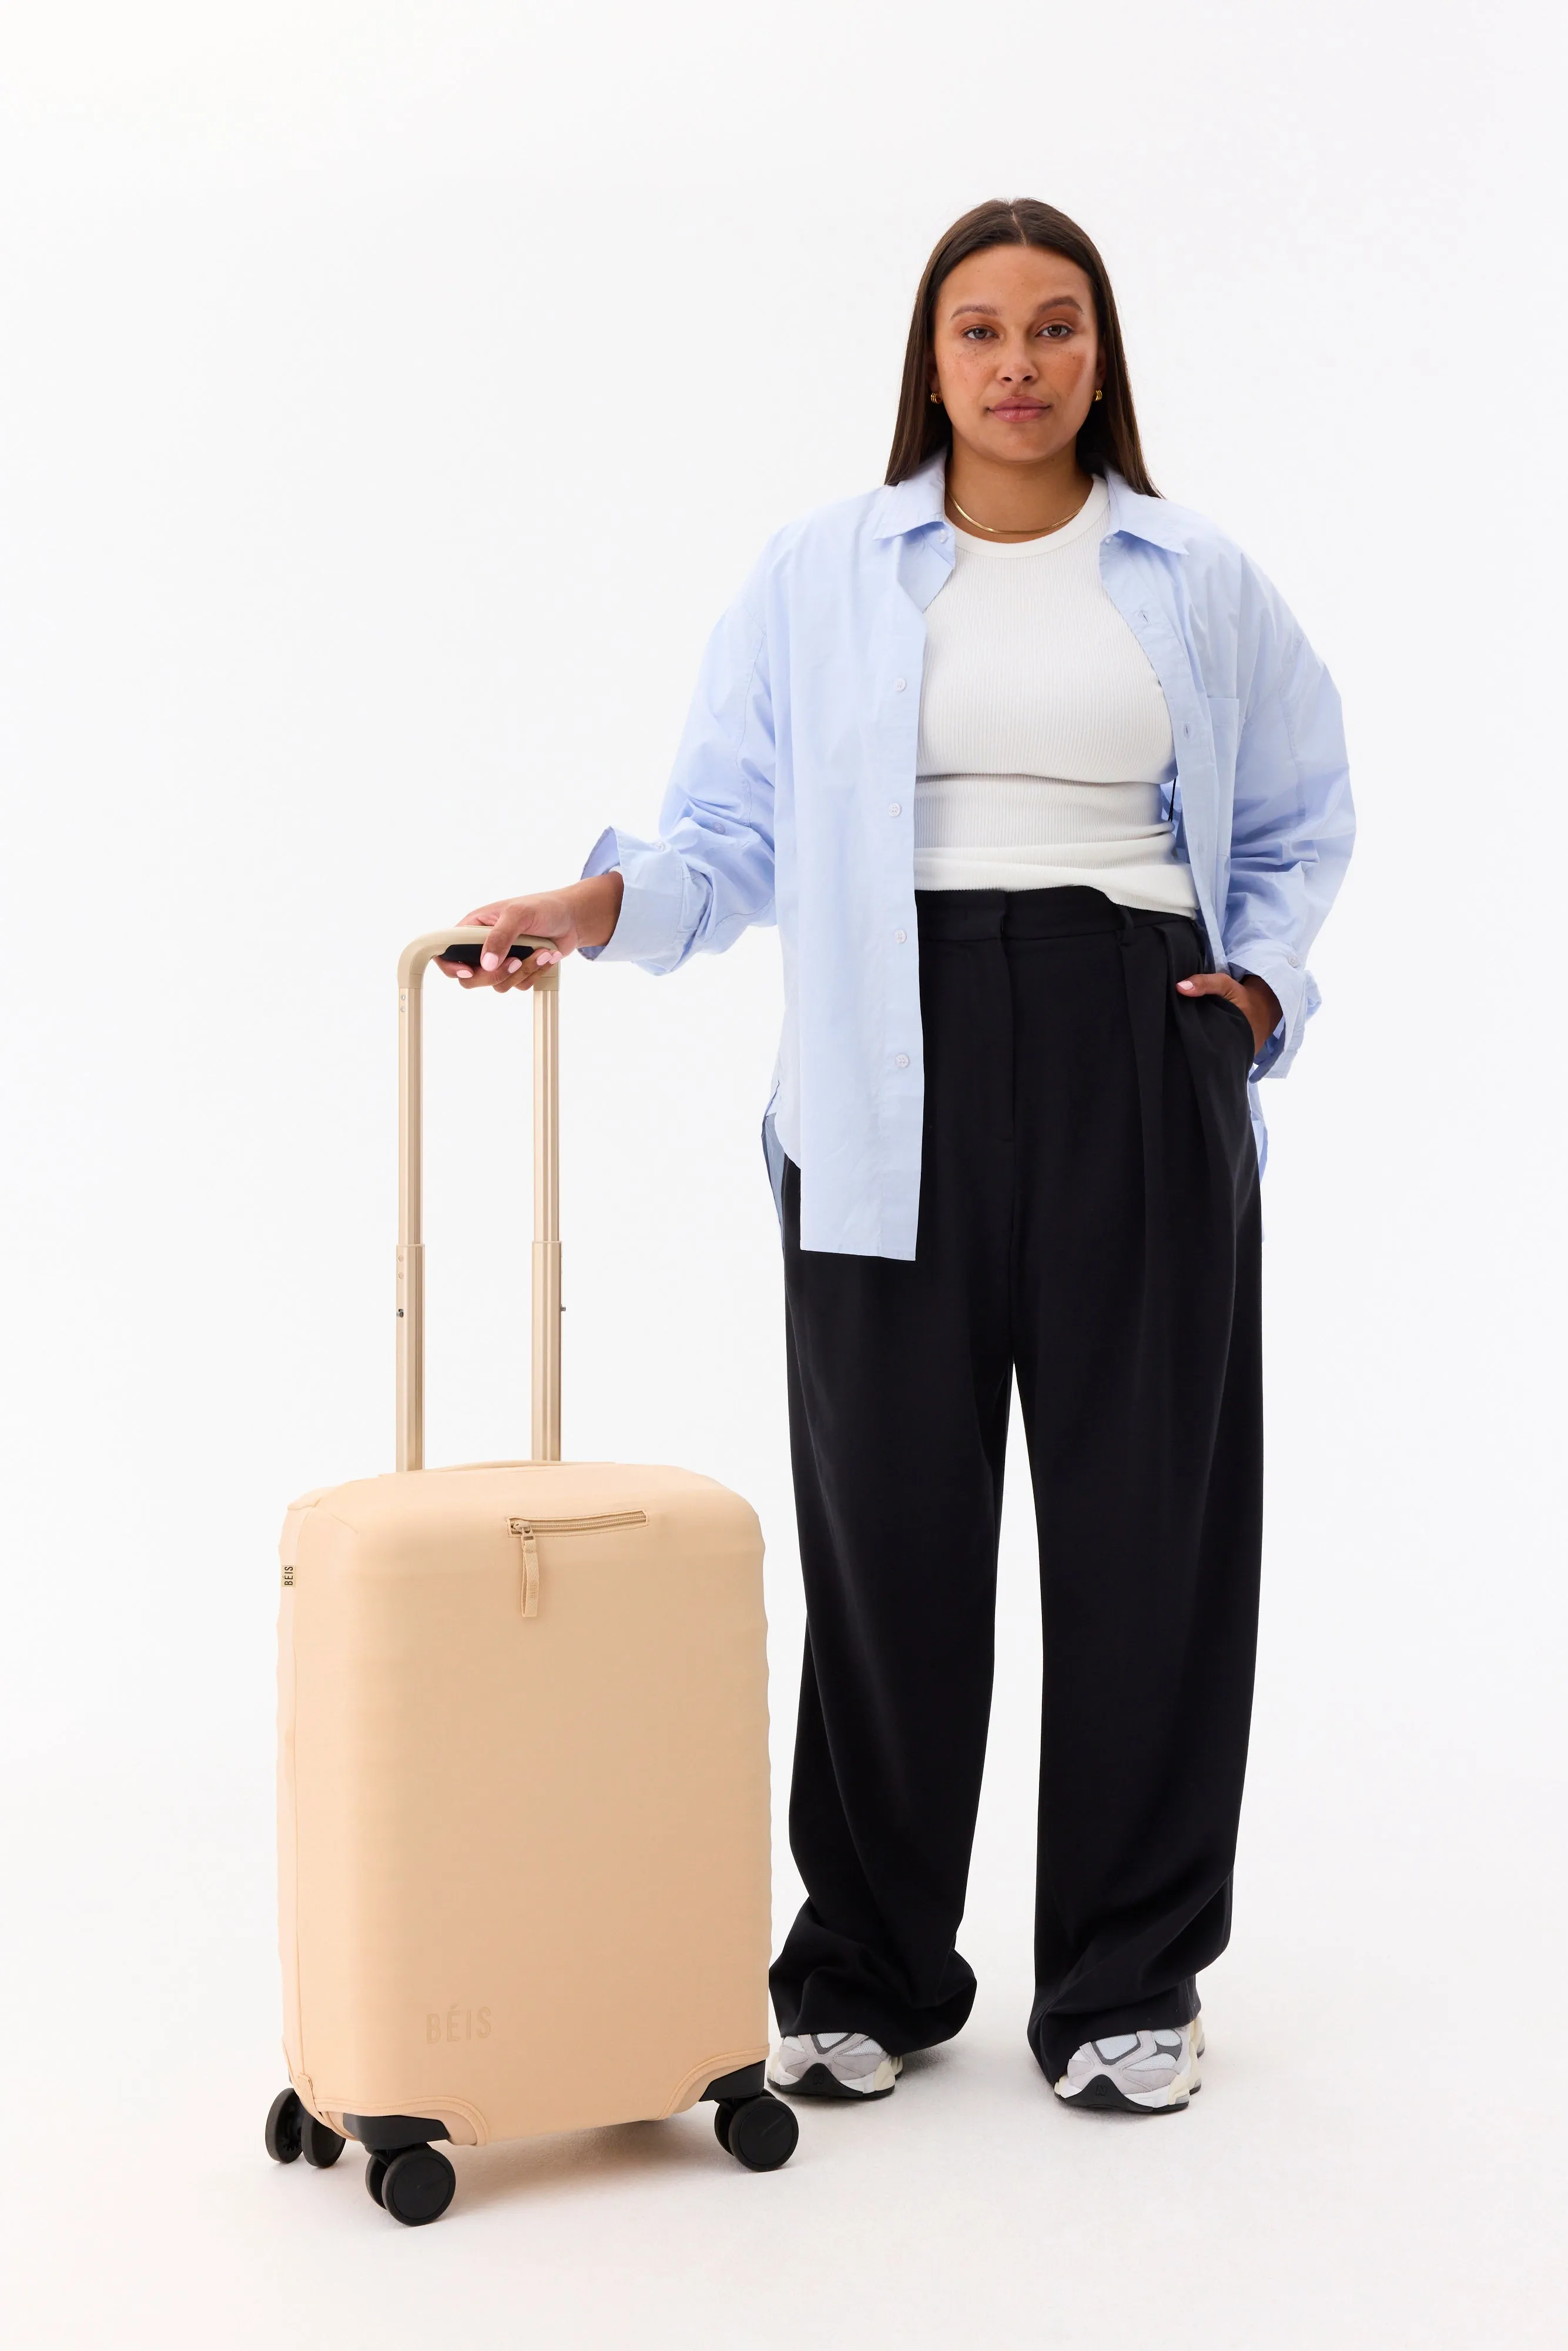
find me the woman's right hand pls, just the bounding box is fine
[438,873,625,993]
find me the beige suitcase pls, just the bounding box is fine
[263,929,793,2225]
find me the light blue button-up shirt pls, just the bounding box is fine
[584,457,1353,1260]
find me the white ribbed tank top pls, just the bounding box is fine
[915,475,1198,915]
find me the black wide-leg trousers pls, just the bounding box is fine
[768,886,1264,2085]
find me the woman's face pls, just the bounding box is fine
[929,244,1103,470]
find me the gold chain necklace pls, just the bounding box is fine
[947,489,1084,540]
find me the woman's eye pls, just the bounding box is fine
[962,326,993,341]
[1038,322,1072,339]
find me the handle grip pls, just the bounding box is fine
[396,928,561,1472]
[433,939,550,970]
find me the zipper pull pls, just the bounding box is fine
[509,1519,540,1618]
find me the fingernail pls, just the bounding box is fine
[1177,979,1195,992]
[480,952,500,971]
[505,958,521,973]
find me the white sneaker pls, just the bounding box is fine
[1054,2017,1204,2114]
[767,2032,903,2101]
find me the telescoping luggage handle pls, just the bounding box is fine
[396,930,560,1473]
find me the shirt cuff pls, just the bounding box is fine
[577,827,691,972]
[1227,942,1316,1078]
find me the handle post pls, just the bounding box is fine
[531,963,562,1461]
[396,930,559,1472]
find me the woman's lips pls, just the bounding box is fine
[990,401,1048,421]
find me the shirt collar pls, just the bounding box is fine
[1103,470,1189,552]
[871,453,947,538]
[872,456,1189,552]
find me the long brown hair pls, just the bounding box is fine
[886,199,1157,494]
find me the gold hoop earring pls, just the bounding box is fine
[929,390,943,405]
[1093,387,1103,402]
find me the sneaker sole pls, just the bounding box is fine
[1054,2075,1196,2114]
[768,2062,897,2102]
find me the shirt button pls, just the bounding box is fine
[889,802,902,818]
[1286,951,1301,967]
[894,1053,910,1069]
[894,928,907,944]
[893,678,906,691]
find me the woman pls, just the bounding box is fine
[441,199,1353,2116]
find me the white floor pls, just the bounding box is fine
[7,1727,1563,2351]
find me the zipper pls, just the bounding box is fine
[507,1511,647,1619]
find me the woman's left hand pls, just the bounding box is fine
[1176,970,1282,1057]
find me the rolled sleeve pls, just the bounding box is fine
[1227,939,1315,1077]
[577,826,695,973]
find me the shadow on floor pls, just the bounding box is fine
[445,2111,750,2213]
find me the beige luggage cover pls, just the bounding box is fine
[277,935,770,2148]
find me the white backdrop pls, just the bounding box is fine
[2,4,1563,2343]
